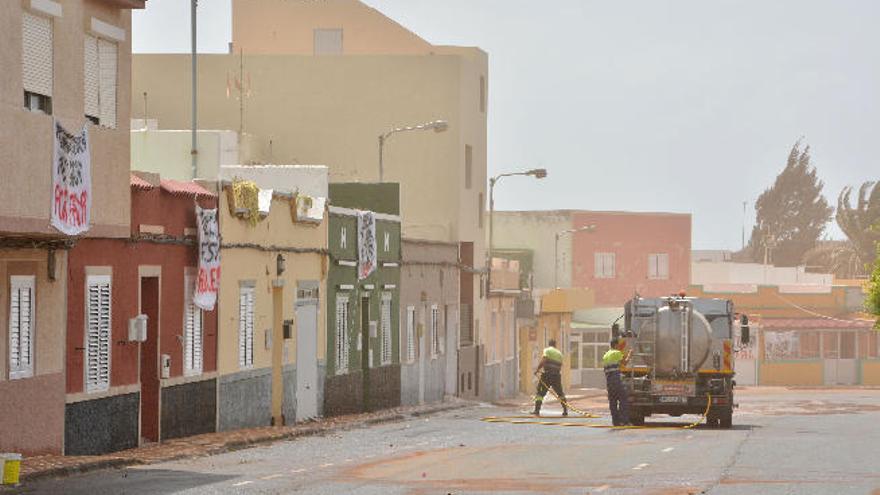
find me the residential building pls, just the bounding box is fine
[214,167,329,430]
[484,258,521,401]
[65,174,218,455]
[692,261,833,287]
[326,183,402,415]
[687,284,877,386]
[518,288,594,394]
[0,0,144,456]
[132,0,488,394]
[399,239,459,405]
[493,210,691,306]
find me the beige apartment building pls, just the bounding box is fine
[132,0,489,397]
[0,0,143,455]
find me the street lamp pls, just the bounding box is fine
[555,225,596,288]
[487,168,548,293]
[378,119,448,182]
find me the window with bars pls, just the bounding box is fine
[238,285,255,369]
[380,294,393,365]
[183,274,203,376]
[335,295,350,374]
[84,35,117,128]
[648,253,669,280]
[22,11,53,114]
[86,275,111,392]
[430,305,440,358]
[404,306,416,363]
[594,252,616,279]
[9,276,36,380]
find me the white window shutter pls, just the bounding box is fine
[84,35,99,119]
[335,295,349,373]
[9,276,36,379]
[86,275,111,393]
[405,306,415,363]
[239,286,254,368]
[184,275,203,375]
[97,39,117,128]
[380,294,392,364]
[22,12,53,97]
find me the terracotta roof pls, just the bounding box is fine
[130,174,155,190]
[760,318,875,330]
[160,179,216,198]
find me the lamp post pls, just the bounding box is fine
[555,225,596,288]
[378,119,448,182]
[487,168,547,293]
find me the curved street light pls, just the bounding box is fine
[487,168,548,292]
[378,120,448,182]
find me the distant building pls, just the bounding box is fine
[493,210,691,306]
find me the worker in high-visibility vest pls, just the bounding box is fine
[603,337,632,426]
[532,339,568,417]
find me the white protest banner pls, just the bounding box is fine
[357,210,377,280]
[195,205,220,310]
[51,120,91,235]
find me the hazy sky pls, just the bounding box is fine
[133,0,878,249]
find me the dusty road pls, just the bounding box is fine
[17,387,880,494]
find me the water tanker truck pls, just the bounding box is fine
[618,294,750,428]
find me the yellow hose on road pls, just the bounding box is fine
[481,375,713,430]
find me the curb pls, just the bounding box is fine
[19,401,474,483]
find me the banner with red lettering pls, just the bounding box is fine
[51,119,91,235]
[195,205,220,311]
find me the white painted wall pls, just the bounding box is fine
[691,261,833,286]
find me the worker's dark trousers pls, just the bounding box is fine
[605,371,630,425]
[534,371,566,414]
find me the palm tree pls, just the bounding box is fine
[836,181,880,272]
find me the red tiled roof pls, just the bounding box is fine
[160,179,216,198]
[130,174,155,190]
[760,318,875,330]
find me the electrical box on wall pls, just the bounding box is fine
[283,319,293,340]
[128,315,148,342]
[265,328,272,350]
[161,354,171,378]
[369,321,378,339]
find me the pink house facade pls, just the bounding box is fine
[571,211,691,306]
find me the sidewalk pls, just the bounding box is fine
[17,400,472,483]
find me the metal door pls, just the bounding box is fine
[825,331,857,385]
[295,284,319,421]
[444,305,458,397]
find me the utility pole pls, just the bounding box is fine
[742,201,747,250]
[190,0,198,180]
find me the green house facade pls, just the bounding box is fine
[324,183,402,415]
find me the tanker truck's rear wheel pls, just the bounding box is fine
[719,408,733,429]
[628,409,645,426]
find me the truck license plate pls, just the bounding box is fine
[659,396,687,403]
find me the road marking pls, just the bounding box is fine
[595,485,610,492]
[261,474,283,480]
[365,454,375,459]
[232,481,253,486]
[320,463,334,468]
[632,463,649,470]
[686,435,694,440]
[662,447,675,453]
[343,458,353,463]
[290,468,305,474]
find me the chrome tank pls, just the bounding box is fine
[635,304,712,375]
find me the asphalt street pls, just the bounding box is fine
[17,388,880,495]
